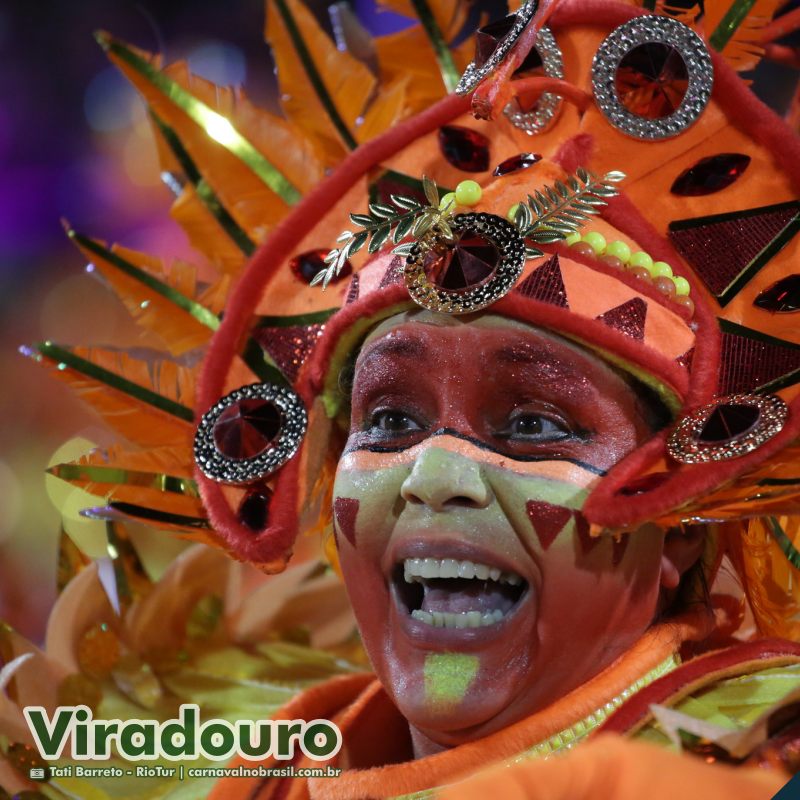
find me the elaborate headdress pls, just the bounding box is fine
[35,0,800,641]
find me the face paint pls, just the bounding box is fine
[333,314,668,746]
[333,497,360,547]
[424,653,479,711]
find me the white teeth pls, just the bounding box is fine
[411,608,508,628]
[403,557,524,586]
[440,558,459,578]
[457,561,476,579]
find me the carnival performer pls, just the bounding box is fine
[5,1,800,799]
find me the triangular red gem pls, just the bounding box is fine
[514,255,568,308]
[596,297,647,340]
[669,201,800,304]
[526,500,572,550]
[574,512,600,555]
[718,320,800,394]
[253,324,323,383]
[333,497,360,547]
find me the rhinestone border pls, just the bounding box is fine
[504,27,564,135]
[591,15,713,141]
[456,1,539,96]
[404,212,526,314]
[194,382,307,484]
[667,393,788,464]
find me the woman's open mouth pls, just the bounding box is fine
[392,557,527,630]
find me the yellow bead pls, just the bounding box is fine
[454,180,482,207]
[673,276,691,296]
[439,192,456,211]
[564,231,582,246]
[605,240,631,264]
[582,231,607,255]
[507,203,520,223]
[629,251,653,271]
[651,261,673,278]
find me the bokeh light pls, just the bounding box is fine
[188,40,246,86]
[83,66,138,133]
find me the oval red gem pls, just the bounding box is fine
[238,486,272,531]
[438,126,490,173]
[754,274,800,313]
[671,153,751,196]
[493,153,541,177]
[213,398,283,460]
[290,249,352,284]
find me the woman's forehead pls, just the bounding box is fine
[357,310,600,369]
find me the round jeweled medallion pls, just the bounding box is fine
[667,393,788,464]
[195,382,307,484]
[404,213,526,314]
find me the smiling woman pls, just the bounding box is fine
[332,312,698,754]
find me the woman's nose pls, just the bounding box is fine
[400,447,491,511]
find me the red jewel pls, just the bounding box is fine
[238,486,272,531]
[474,15,516,69]
[290,249,352,284]
[438,126,490,172]
[213,398,283,460]
[698,404,761,443]
[615,42,689,119]
[754,274,800,313]
[424,232,500,291]
[493,153,542,177]
[671,153,751,196]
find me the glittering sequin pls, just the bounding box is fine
[669,202,800,303]
[514,255,568,307]
[345,273,360,305]
[253,324,324,383]
[379,256,406,288]
[718,321,800,394]
[596,297,647,340]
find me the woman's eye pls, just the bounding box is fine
[502,413,570,442]
[369,410,422,434]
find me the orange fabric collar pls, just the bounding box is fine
[310,610,713,800]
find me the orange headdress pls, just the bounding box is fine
[37,0,800,639]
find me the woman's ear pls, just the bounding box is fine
[660,526,706,590]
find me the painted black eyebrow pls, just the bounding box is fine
[343,427,607,476]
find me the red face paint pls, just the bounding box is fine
[333,315,669,747]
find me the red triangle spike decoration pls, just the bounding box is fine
[676,347,695,370]
[526,500,572,550]
[379,256,406,288]
[345,273,360,305]
[718,321,800,395]
[514,255,568,308]
[669,202,800,306]
[596,297,647,340]
[253,324,324,383]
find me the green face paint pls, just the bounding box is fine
[424,653,479,710]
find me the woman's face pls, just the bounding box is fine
[332,312,667,746]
